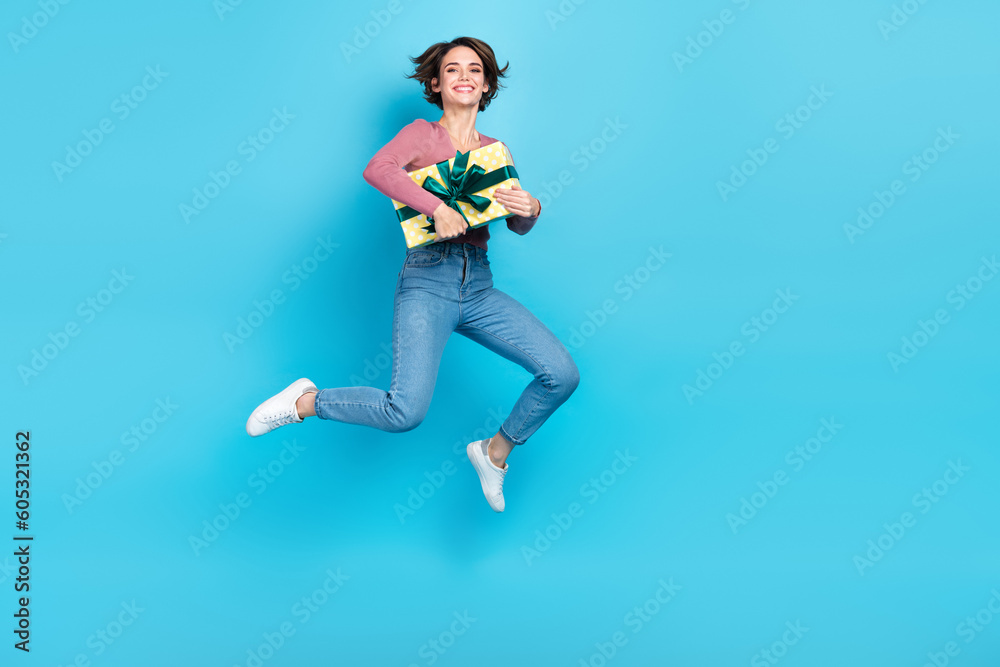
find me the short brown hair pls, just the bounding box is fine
[404,37,509,112]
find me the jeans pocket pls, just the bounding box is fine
[405,247,446,267]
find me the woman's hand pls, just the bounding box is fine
[431,202,469,240]
[495,183,539,217]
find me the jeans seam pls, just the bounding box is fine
[509,385,551,444]
[324,401,384,407]
[406,259,446,267]
[458,255,465,322]
[389,278,401,405]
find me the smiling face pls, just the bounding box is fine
[431,45,488,110]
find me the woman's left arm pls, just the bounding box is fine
[497,183,541,235]
[494,147,542,235]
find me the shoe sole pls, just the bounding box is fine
[467,440,503,512]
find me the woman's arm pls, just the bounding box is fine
[362,120,445,218]
[506,195,541,235]
[496,145,541,235]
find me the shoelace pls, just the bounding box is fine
[493,464,507,497]
[263,406,296,426]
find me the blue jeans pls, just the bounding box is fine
[314,242,580,445]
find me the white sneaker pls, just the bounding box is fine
[246,378,317,437]
[467,438,507,512]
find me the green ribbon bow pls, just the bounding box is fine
[395,148,519,235]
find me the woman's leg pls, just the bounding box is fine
[456,286,581,457]
[310,266,459,433]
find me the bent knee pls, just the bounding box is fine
[384,402,426,433]
[386,414,423,433]
[564,359,581,395]
[548,354,580,397]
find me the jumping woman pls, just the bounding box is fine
[245,36,580,512]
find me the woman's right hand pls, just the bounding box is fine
[431,203,468,240]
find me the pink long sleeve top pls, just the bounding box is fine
[362,118,541,252]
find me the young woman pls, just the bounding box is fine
[245,37,580,512]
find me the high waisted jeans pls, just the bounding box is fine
[313,242,580,446]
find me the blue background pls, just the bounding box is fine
[2,0,999,665]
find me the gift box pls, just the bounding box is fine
[391,141,520,248]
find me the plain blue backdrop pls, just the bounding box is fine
[2,0,999,665]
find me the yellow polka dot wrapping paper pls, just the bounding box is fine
[390,141,520,248]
